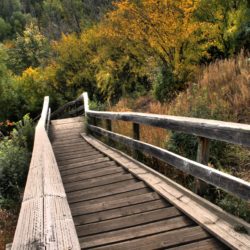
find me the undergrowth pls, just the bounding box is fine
[107,54,250,223]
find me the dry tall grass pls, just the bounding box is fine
[109,53,250,180]
[168,52,250,122]
[110,53,250,151]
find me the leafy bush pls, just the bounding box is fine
[11,114,35,151]
[0,114,34,202]
[153,65,178,103]
[0,139,30,201]
[216,194,250,223]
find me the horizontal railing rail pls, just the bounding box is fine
[81,92,250,200]
[12,97,80,249]
[89,125,250,200]
[50,93,86,119]
[87,111,250,147]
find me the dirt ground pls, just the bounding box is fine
[0,209,18,250]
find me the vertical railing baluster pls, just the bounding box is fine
[132,123,143,160]
[195,137,210,195]
[106,119,112,144]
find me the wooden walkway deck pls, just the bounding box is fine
[50,117,229,250]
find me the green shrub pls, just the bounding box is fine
[0,138,30,201]
[11,114,35,151]
[0,114,34,202]
[216,194,250,223]
[153,65,179,103]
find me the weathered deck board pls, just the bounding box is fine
[50,116,232,250]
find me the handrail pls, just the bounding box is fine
[12,97,80,249]
[89,124,250,200]
[82,92,250,200]
[50,93,85,119]
[87,111,250,147]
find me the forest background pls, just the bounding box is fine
[0,0,249,248]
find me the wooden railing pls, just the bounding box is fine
[12,97,80,249]
[82,93,250,201]
[50,93,86,119]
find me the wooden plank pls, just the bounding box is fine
[92,226,210,250]
[71,192,160,216]
[55,147,97,157]
[50,125,83,131]
[57,153,104,165]
[54,146,95,155]
[51,116,83,125]
[53,142,89,150]
[73,199,168,225]
[79,216,195,248]
[87,110,250,147]
[76,206,181,237]
[167,238,227,250]
[87,126,250,201]
[67,181,146,204]
[83,134,250,250]
[52,138,85,146]
[61,161,116,177]
[56,150,100,161]
[70,188,151,212]
[59,157,110,170]
[50,135,82,142]
[50,133,82,139]
[65,173,133,192]
[62,166,126,184]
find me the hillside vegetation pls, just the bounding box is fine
[109,54,250,221]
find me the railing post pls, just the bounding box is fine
[195,137,210,195]
[106,119,112,132]
[46,108,51,132]
[132,123,143,160]
[106,119,112,144]
[82,92,89,115]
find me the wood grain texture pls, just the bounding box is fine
[87,125,250,201]
[83,134,250,250]
[12,98,80,249]
[87,110,250,147]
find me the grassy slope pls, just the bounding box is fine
[109,54,250,221]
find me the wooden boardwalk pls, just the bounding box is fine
[50,117,228,250]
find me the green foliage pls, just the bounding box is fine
[0,0,28,41]
[216,194,250,223]
[0,114,34,202]
[0,17,11,41]
[41,0,116,39]
[196,0,250,59]
[167,133,197,161]
[8,23,50,75]
[0,45,24,121]
[0,139,29,201]
[12,114,35,151]
[153,65,177,103]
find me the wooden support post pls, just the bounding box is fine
[106,119,112,132]
[195,137,210,195]
[106,119,112,144]
[93,117,97,126]
[133,123,143,160]
[46,108,51,132]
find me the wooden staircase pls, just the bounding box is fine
[50,117,228,250]
[11,94,250,250]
